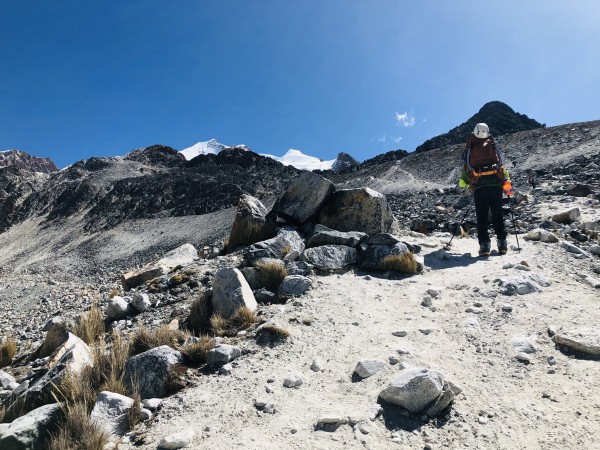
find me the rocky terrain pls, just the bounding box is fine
[0,150,58,174]
[0,103,599,449]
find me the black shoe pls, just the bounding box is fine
[478,242,491,257]
[497,239,508,255]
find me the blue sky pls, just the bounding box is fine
[1,1,599,168]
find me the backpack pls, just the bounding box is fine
[464,135,503,184]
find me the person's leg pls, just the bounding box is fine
[474,188,491,244]
[490,187,507,240]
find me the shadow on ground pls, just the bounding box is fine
[377,399,452,432]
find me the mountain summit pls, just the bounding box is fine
[415,101,543,153]
[0,149,58,173]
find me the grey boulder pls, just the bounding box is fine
[0,403,62,450]
[378,368,445,413]
[90,391,135,438]
[245,228,305,263]
[124,345,184,399]
[212,268,257,319]
[278,275,312,298]
[130,293,151,313]
[354,360,385,379]
[358,243,410,270]
[206,344,242,365]
[306,225,366,248]
[301,245,357,271]
[551,207,581,224]
[228,194,274,249]
[272,171,335,223]
[318,187,396,235]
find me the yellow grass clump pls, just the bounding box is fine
[379,252,418,274]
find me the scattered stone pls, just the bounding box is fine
[354,360,385,379]
[316,415,348,426]
[515,353,531,363]
[553,328,600,355]
[283,374,304,388]
[106,296,130,320]
[310,360,322,372]
[254,288,276,303]
[501,304,513,312]
[121,265,167,291]
[206,344,241,365]
[389,355,400,365]
[511,335,538,354]
[421,296,433,307]
[158,428,195,449]
[142,398,162,410]
[130,293,151,313]
[278,275,312,297]
[560,241,587,255]
[552,207,581,224]
[426,288,443,298]
[392,330,408,337]
[0,370,19,391]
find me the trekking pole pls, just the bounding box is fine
[444,203,473,249]
[508,196,521,253]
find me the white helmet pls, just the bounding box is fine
[473,123,490,139]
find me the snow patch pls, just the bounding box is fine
[260,149,335,171]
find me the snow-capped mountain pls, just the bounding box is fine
[179,140,357,172]
[260,149,336,171]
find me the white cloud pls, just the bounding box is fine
[376,135,387,142]
[396,112,416,128]
[391,136,403,143]
[372,134,403,144]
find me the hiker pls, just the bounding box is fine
[458,123,512,256]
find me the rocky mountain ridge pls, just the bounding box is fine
[0,149,58,174]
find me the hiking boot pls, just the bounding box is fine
[478,241,491,257]
[497,238,508,255]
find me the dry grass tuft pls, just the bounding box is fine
[109,288,120,298]
[72,301,105,345]
[0,336,17,368]
[188,291,213,333]
[0,404,5,423]
[256,261,288,292]
[280,244,293,258]
[48,402,107,450]
[128,385,142,431]
[379,252,418,274]
[128,325,189,357]
[228,221,272,251]
[209,313,229,337]
[210,307,257,337]
[182,335,215,365]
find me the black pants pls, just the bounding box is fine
[473,186,507,244]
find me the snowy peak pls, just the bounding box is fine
[260,149,336,171]
[180,139,229,160]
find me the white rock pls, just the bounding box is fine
[106,296,129,320]
[511,335,537,354]
[310,360,321,372]
[283,374,304,388]
[553,328,600,355]
[426,288,442,298]
[354,360,385,379]
[0,370,19,391]
[378,368,445,413]
[90,391,135,438]
[211,268,257,319]
[158,428,195,449]
[206,344,241,365]
[141,398,162,410]
[130,293,151,313]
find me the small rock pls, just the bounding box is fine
[283,374,303,388]
[392,331,408,337]
[501,304,513,312]
[354,360,385,379]
[515,352,531,363]
[158,428,195,449]
[421,296,433,307]
[310,360,321,372]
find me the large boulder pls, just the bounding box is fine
[301,245,357,271]
[121,266,167,291]
[32,318,70,359]
[358,243,410,271]
[228,194,275,249]
[0,403,62,450]
[90,391,135,439]
[318,187,396,235]
[271,172,335,223]
[212,268,258,319]
[124,345,184,399]
[4,334,93,421]
[306,225,366,248]
[0,370,19,391]
[245,228,305,263]
[553,328,600,355]
[379,368,445,412]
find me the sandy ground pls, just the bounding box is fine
[119,232,600,450]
